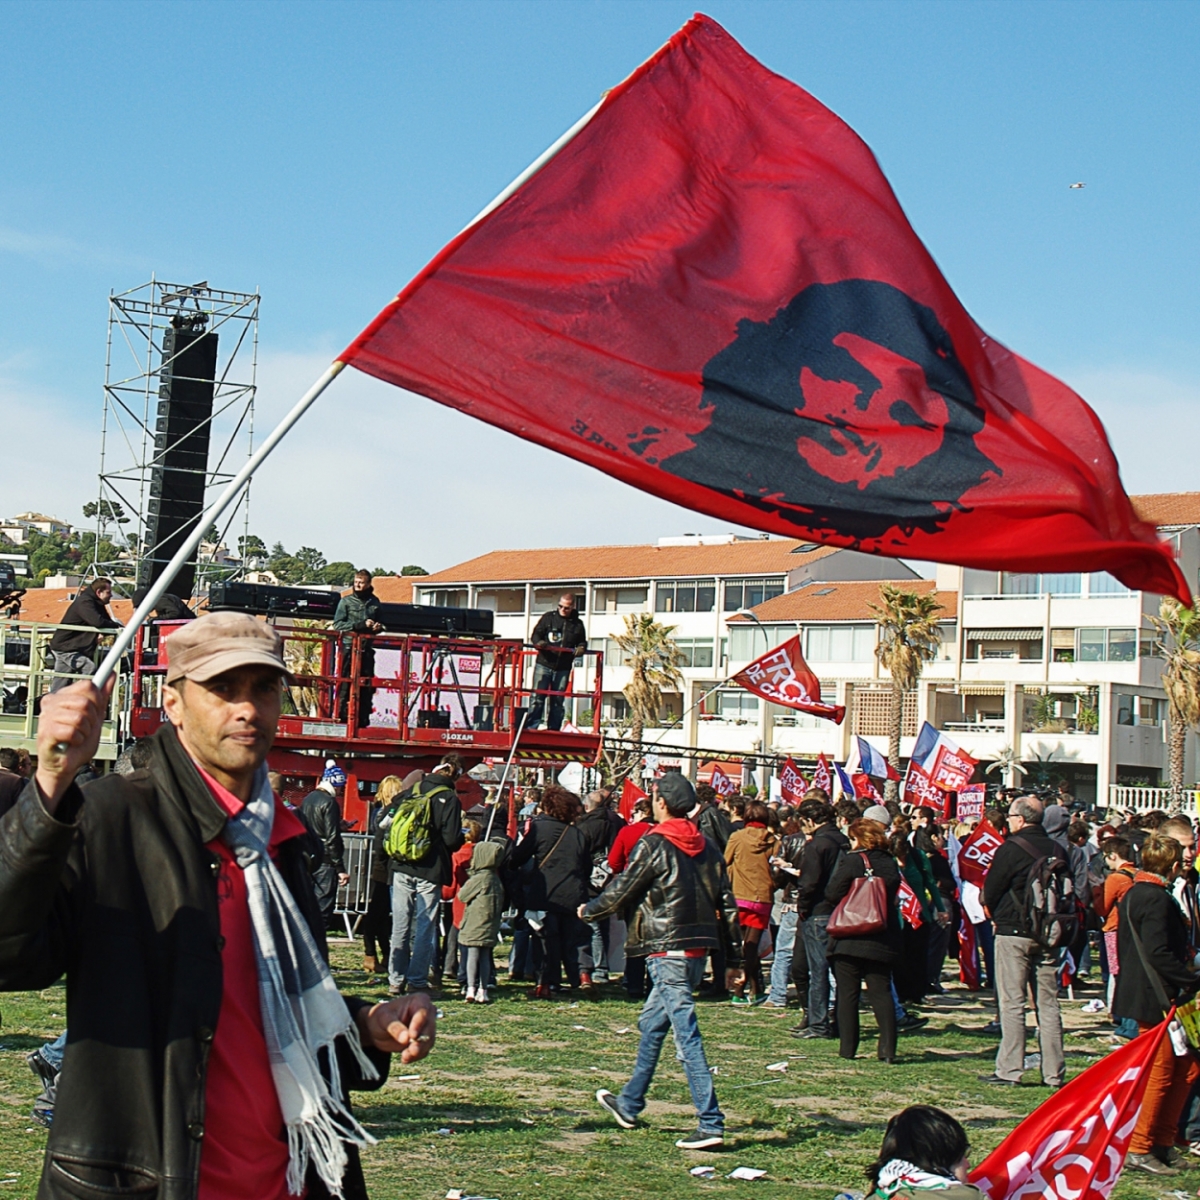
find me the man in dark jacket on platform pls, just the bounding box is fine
[583,773,741,1151]
[388,753,465,995]
[980,795,1064,1088]
[47,577,121,692]
[0,610,434,1200]
[527,592,586,730]
[333,569,383,724]
[793,795,849,1039]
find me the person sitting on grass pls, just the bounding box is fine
[865,1105,982,1198]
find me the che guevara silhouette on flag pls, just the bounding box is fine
[343,15,1188,603]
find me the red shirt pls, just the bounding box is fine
[196,768,309,1200]
[608,820,652,873]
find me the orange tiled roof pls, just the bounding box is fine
[361,576,415,604]
[1131,493,1200,528]
[729,579,957,624]
[15,588,135,625]
[420,540,838,585]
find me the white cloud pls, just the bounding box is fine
[0,224,141,270]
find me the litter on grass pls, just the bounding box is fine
[765,1061,788,1072]
[615,1027,632,1034]
[435,1128,454,1135]
[519,1118,535,1125]
[572,1025,589,1031]
[1080,999,1106,1013]
[690,1166,716,1178]
[394,1074,421,1081]
[727,1167,767,1180]
[446,1191,500,1200]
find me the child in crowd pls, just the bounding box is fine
[443,820,481,988]
[457,840,506,1003]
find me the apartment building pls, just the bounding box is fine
[413,493,1200,806]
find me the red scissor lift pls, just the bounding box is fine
[130,621,603,829]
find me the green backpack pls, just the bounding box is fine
[384,779,447,863]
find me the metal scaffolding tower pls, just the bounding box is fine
[93,278,259,597]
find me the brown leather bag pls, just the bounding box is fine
[826,852,888,937]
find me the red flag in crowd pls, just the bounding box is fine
[709,766,737,797]
[810,754,832,795]
[902,760,941,809]
[732,637,845,724]
[852,773,881,802]
[958,915,980,991]
[778,758,808,804]
[971,1019,1169,1199]
[956,784,987,822]
[929,741,978,792]
[619,777,647,820]
[957,818,1004,887]
[897,878,924,928]
[341,15,1189,603]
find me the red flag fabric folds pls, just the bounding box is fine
[709,766,736,797]
[732,636,845,723]
[810,754,832,796]
[971,1020,1168,1199]
[619,778,647,820]
[777,757,807,805]
[957,818,1004,887]
[342,15,1188,603]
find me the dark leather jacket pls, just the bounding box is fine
[0,722,388,1200]
[302,786,346,875]
[771,830,807,905]
[694,801,732,852]
[582,831,742,963]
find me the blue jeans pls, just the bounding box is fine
[802,915,832,1035]
[42,1031,67,1072]
[527,663,571,730]
[389,874,440,989]
[618,956,724,1134]
[768,909,798,1004]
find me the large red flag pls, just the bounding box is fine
[732,637,845,723]
[810,754,832,796]
[971,1020,1168,1199]
[342,16,1187,603]
[709,766,737,797]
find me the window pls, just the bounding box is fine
[727,624,790,662]
[1078,628,1106,662]
[531,586,585,614]
[588,638,627,669]
[1051,628,1075,662]
[425,588,468,608]
[674,637,714,668]
[1117,695,1163,727]
[999,572,1080,597]
[705,691,763,715]
[964,569,1000,598]
[936,621,957,660]
[1107,628,1136,662]
[475,587,525,614]
[604,693,630,721]
[806,624,875,662]
[655,579,716,613]
[723,578,784,612]
[594,586,648,613]
[1089,572,1134,597]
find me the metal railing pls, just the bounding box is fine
[334,832,375,938]
[1107,785,1199,814]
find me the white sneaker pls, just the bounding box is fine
[476,987,491,1004]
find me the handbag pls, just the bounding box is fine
[826,852,889,938]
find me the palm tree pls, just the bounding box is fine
[1148,598,1200,794]
[871,584,944,801]
[612,613,686,750]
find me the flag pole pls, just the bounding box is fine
[90,360,347,690]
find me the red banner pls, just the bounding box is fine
[902,760,941,809]
[732,637,845,723]
[810,753,832,796]
[778,757,808,804]
[342,15,1188,604]
[851,773,881,802]
[710,766,737,797]
[619,777,648,820]
[930,742,978,791]
[897,878,924,928]
[971,1020,1168,1199]
[957,818,1004,887]
[956,783,987,823]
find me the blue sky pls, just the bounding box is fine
[2,0,1196,572]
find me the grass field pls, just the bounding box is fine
[0,946,1175,1199]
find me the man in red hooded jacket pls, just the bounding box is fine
[580,773,741,1151]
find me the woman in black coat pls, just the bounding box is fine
[824,819,903,1063]
[508,784,591,998]
[1113,833,1200,1171]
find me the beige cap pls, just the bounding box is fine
[163,611,287,685]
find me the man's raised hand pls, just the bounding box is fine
[35,679,114,814]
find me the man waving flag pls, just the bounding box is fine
[341,15,1188,602]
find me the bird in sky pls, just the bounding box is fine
[1069,182,1086,189]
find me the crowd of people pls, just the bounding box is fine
[3,604,1200,1195]
[344,750,1200,1177]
